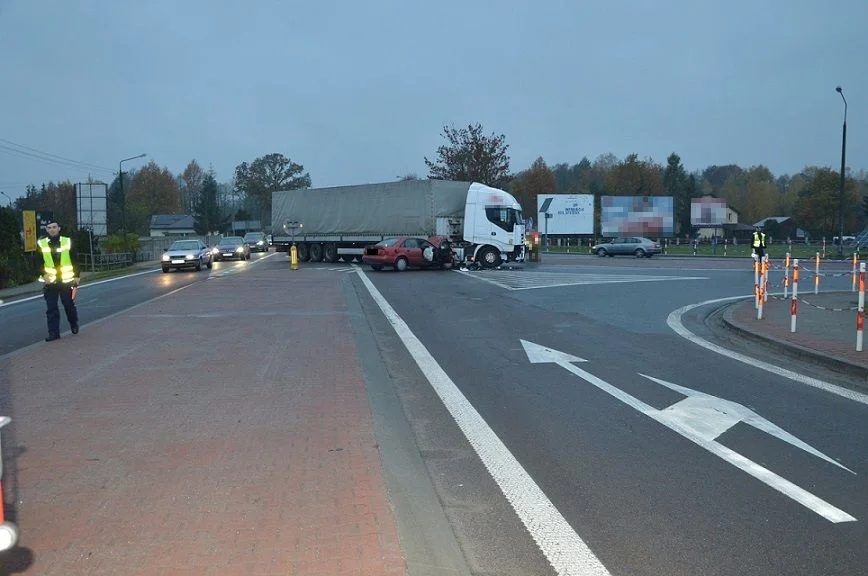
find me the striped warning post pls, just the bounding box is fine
[858,262,865,352]
[791,259,799,333]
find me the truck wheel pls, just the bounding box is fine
[394,257,408,272]
[341,254,355,263]
[298,243,310,261]
[478,246,501,268]
[309,243,323,262]
[323,243,339,263]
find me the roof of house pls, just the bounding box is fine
[150,214,195,229]
[753,216,791,227]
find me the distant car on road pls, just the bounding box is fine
[161,239,213,273]
[243,231,269,253]
[362,236,454,271]
[592,236,661,258]
[212,236,251,261]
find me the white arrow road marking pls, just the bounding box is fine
[356,270,612,576]
[520,340,857,524]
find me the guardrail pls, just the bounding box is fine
[78,253,134,272]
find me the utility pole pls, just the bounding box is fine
[836,86,847,259]
[119,153,146,261]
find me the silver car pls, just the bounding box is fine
[592,236,661,258]
[161,239,214,272]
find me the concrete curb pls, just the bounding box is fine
[719,300,868,381]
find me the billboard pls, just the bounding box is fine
[76,183,108,236]
[601,196,674,236]
[691,197,728,226]
[536,194,594,234]
[23,210,37,252]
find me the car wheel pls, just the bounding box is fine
[597,248,608,257]
[196,259,202,271]
[394,257,408,272]
[634,249,645,258]
[162,267,170,273]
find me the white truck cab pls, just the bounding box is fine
[462,182,526,268]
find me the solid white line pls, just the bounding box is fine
[355,268,611,576]
[0,268,160,308]
[667,295,868,406]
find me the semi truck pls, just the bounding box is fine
[271,180,526,268]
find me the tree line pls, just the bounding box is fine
[7,122,868,243]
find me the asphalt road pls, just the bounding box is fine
[0,252,277,356]
[2,252,864,575]
[351,256,867,576]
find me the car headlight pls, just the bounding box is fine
[185,254,195,260]
[161,254,170,261]
[236,246,244,252]
[257,241,264,245]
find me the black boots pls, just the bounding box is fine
[45,333,60,342]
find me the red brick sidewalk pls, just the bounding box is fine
[0,267,406,575]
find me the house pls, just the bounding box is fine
[149,214,196,237]
[752,217,808,244]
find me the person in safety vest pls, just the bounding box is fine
[38,219,80,341]
[752,225,767,260]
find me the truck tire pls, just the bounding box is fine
[309,243,323,262]
[478,246,502,268]
[323,243,339,263]
[298,243,310,261]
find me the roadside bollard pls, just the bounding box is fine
[763,255,769,303]
[815,252,820,295]
[290,243,299,271]
[858,262,865,352]
[784,252,791,299]
[0,416,19,553]
[753,255,760,308]
[757,257,766,320]
[852,252,859,292]
[791,259,799,333]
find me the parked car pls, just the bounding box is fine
[592,236,661,258]
[243,231,269,252]
[212,236,251,261]
[362,236,455,271]
[161,239,213,273]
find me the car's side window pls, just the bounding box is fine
[403,239,418,249]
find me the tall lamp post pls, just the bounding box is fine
[0,191,12,207]
[836,86,847,259]
[119,153,146,260]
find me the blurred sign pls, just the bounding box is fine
[535,194,594,234]
[691,197,728,226]
[601,196,674,236]
[23,210,37,252]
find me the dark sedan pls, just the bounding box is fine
[212,236,251,261]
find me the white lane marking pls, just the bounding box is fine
[455,269,708,291]
[667,295,868,406]
[0,268,160,308]
[522,341,856,523]
[355,267,611,576]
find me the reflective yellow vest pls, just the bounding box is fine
[752,232,766,248]
[38,236,75,284]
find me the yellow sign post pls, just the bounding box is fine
[290,244,299,270]
[23,210,37,252]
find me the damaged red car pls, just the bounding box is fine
[362,236,455,272]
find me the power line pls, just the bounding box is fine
[0,138,115,175]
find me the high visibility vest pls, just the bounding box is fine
[752,232,766,248]
[38,236,75,284]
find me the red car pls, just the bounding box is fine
[362,236,455,272]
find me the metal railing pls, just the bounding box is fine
[78,252,134,272]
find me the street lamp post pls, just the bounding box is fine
[836,86,847,259]
[0,191,12,207]
[119,153,146,261]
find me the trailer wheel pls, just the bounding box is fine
[340,254,355,263]
[478,246,502,268]
[309,243,323,262]
[394,257,408,272]
[323,243,339,263]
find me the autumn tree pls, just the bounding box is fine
[512,157,557,217]
[663,153,691,234]
[193,170,229,235]
[234,153,311,226]
[126,161,182,235]
[792,167,861,237]
[15,180,78,230]
[605,154,664,197]
[181,159,205,214]
[743,166,778,224]
[424,123,511,188]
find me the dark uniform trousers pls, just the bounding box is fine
[44,283,78,336]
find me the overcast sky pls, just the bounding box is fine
[1,0,865,201]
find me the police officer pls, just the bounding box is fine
[752,225,767,260]
[38,219,80,341]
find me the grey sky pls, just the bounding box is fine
[1,0,865,201]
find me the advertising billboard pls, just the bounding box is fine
[536,194,594,234]
[601,196,674,236]
[691,197,728,226]
[76,183,108,236]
